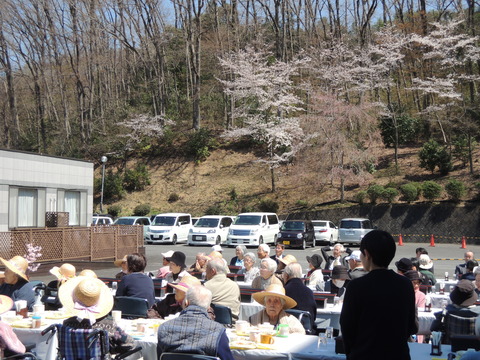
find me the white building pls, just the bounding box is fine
[0,149,93,231]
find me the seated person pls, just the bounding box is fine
[230,245,247,267]
[189,253,209,274]
[456,251,475,280]
[149,275,201,318]
[115,253,155,308]
[156,250,174,279]
[59,276,135,355]
[395,258,413,275]
[114,255,129,280]
[306,254,324,290]
[50,263,76,285]
[475,272,480,296]
[157,285,235,360]
[249,283,305,334]
[270,244,285,264]
[346,251,368,280]
[237,252,259,284]
[0,256,35,311]
[165,252,189,283]
[44,263,77,310]
[321,244,351,270]
[0,295,26,357]
[251,258,283,290]
[322,265,349,297]
[418,254,436,285]
[404,270,426,308]
[79,269,97,278]
[462,260,478,281]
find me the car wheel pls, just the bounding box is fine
[216,236,221,245]
[172,235,177,245]
[311,238,315,248]
[273,234,278,244]
[302,239,306,250]
[259,236,264,244]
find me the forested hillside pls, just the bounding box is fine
[1,0,480,213]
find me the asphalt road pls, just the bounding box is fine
[30,240,480,282]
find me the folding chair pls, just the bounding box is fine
[285,309,314,334]
[42,324,141,360]
[113,296,149,319]
[210,303,232,326]
[445,312,478,344]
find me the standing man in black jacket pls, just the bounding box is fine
[340,230,418,360]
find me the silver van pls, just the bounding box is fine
[338,218,375,244]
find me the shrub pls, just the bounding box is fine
[229,188,238,202]
[422,181,442,201]
[168,193,180,202]
[133,204,151,216]
[445,179,466,201]
[185,128,218,163]
[367,184,384,204]
[95,170,125,202]
[381,187,399,203]
[108,204,122,217]
[355,191,368,205]
[296,200,308,208]
[410,182,423,198]
[123,164,151,192]
[419,139,452,174]
[205,204,223,215]
[257,199,279,213]
[399,184,418,202]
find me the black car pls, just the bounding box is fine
[277,220,315,249]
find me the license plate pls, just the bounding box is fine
[283,241,290,245]
[194,236,203,240]
[153,235,160,239]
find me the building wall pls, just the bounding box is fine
[0,149,93,231]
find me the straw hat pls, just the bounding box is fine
[0,295,13,315]
[114,255,127,267]
[0,256,29,281]
[279,254,297,266]
[59,276,114,319]
[79,269,97,278]
[50,263,76,281]
[253,283,297,310]
[208,251,223,260]
[170,275,201,293]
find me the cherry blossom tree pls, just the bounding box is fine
[218,47,310,193]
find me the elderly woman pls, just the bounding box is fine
[156,250,174,279]
[238,253,259,284]
[59,276,135,355]
[189,253,209,273]
[306,254,324,290]
[114,255,129,280]
[165,252,189,283]
[249,284,305,334]
[0,256,36,311]
[230,245,247,267]
[323,265,349,297]
[251,258,283,290]
[115,253,155,308]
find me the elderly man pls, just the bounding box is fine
[340,230,417,360]
[346,250,368,280]
[321,243,350,270]
[189,253,209,273]
[257,244,270,260]
[283,262,316,330]
[252,258,282,290]
[249,283,305,334]
[157,285,235,360]
[0,256,36,311]
[456,251,475,280]
[204,258,240,321]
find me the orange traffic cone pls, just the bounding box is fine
[429,234,435,247]
[398,234,404,246]
[461,236,467,249]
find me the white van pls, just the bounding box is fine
[146,213,192,245]
[226,212,280,246]
[188,215,235,246]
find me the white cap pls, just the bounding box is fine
[211,245,223,252]
[345,250,361,262]
[161,250,175,258]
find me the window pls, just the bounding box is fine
[267,215,279,225]
[18,189,37,227]
[65,191,80,225]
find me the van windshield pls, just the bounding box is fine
[152,216,176,226]
[195,218,219,228]
[234,215,262,225]
[340,220,361,229]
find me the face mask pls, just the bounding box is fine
[334,279,345,288]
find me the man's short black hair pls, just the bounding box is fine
[416,247,428,255]
[360,230,396,268]
[127,253,147,273]
[467,260,478,271]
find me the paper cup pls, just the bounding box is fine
[33,304,45,314]
[112,310,122,323]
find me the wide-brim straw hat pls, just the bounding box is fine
[0,256,29,281]
[253,283,297,310]
[79,269,97,278]
[50,263,76,281]
[59,276,114,319]
[279,254,297,266]
[114,255,127,267]
[0,295,13,315]
[170,275,201,292]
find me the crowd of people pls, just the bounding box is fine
[0,236,478,359]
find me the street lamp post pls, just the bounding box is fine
[100,156,108,213]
